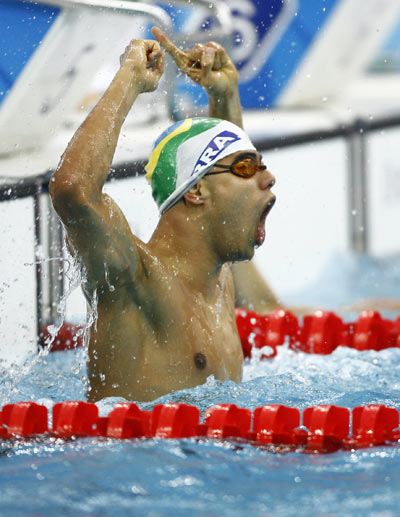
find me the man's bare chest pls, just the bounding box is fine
[108,270,241,371]
[89,270,243,401]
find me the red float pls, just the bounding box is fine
[303,405,350,451]
[1,401,400,453]
[252,404,300,444]
[42,309,400,359]
[52,401,98,437]
[298,311,345,354]
[97,403,152,439]
[344,405,400,448]
[152,403,200,438]
[1,402,48,437]
[201,403,252,439]
[235,309,269,357]
[41,323,83,352]
[265,309,299,348]
[353,311,395,351]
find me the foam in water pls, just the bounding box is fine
[1,251,400,515]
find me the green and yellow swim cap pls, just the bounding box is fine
[145,117,256,214]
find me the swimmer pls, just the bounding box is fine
[50,28,276,402]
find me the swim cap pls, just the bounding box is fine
[145,117,256,214]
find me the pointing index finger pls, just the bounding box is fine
[151,26,187,65]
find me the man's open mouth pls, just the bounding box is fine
[256,196,276,247]
[264,196,276,215]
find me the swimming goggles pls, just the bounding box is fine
[206,155,267,179]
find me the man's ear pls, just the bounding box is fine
[183,180,210,206]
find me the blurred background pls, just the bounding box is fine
[1,0,400,363]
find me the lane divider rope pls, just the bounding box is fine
[236,308,400,358]
[1,401,400,453]
[41,310,400,357]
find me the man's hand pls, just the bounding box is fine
[152,26,238,98]
[120,39,165,93]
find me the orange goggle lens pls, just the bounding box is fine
[231,158,263,177]
[208,157,266,178]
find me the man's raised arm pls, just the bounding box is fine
[52,39,163,201]
[50,39,164,294]
[152,26,242,128]
[152,27,282,313]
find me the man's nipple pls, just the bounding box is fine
[194,352,207,370]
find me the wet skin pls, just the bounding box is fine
[86,254,243,402]
[85,151,274,402]
[50,37,276,402]
[55,149,275,402]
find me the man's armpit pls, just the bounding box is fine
[61,193,143,290]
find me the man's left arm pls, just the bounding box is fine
[152,27,242,127]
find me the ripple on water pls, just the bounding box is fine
[1,301,400,513]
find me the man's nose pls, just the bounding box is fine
[258,168,275,190]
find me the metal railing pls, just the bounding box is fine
[34,0,234,120]
[35,0,172,31]
[167,0,233,41]
[1,112,400,346]
[2,1,399,346]
[0,0,235,344]
[37,0,233,39]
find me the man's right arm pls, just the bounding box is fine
[50,39,164,295]
[152,28,283,313]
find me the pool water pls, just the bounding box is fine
[1,252,400,516]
